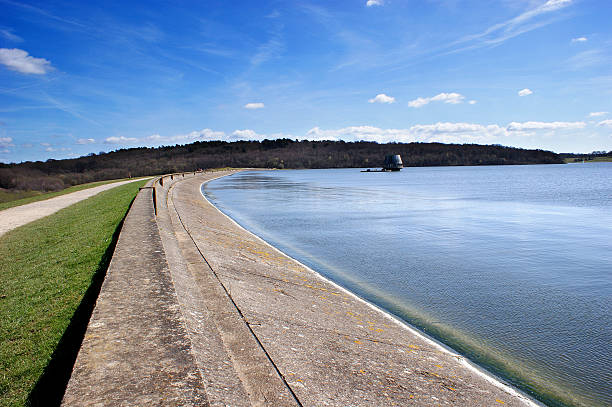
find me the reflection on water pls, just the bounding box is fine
[203,164,612,407]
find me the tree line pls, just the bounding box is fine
[0,140,563,192]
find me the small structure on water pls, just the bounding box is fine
[383,154,403,171]
[361,154,403,172]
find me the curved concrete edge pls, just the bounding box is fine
[62,174,208,406]
[198,177,544,407]
[170,172,543,406]
[62,170,545,406]
[157,172,297,406]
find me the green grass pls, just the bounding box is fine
[0,179,147,407]
[0,191,41,205]
[564,156,612,163]
[0,178,149,211]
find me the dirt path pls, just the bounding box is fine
[0,179,146,237]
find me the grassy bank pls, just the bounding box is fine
[0,178,148,211]
[0,179,147,406]
[563,156,612,163]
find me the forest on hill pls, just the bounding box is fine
[0,139,563,192]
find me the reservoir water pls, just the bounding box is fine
[203,163,612,407]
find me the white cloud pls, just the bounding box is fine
[366,0,383,6]
[598,119,612,127]
[589,112,608,117]
[104,136,138,144]
[165,129,226,143]
[80,119,596,151]
[181,128,226,141]
[40,142,51,147]
[231,129,264,140]
[469,100,477,105]
[518,88,533,96]
[407,98,430,108]
[244,102,265,109]
[229,129,292,141]
[408,92,465,108]
[76,138,95,144]
[104,129,227,146]
[368,93,395,104]
[0,48,52,74]
[0,137,14,148]
[571,37,587,43]
[305,123,506,144]
[506,121,585,131]
[304,120,593,144]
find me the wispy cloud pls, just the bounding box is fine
[0,137,14,148]
[76,138,95,144]
[446,0,574,53]
[44,145,70,152]
[0,48,52,74]
[0,0,86,30]
[507,121,585,131]
[251,36,284,66]
[366,0,383,7]
[369,94,395,104]
[244,102,265,109]
[408,92,465,108]
[567,49,608,70]
[597,119,612,127]
[187,44,236,58]
[44,94,103,126]
[518,88,533,96]
[589,111,608,117]
[513,0,572,24]
[0,28,23,42]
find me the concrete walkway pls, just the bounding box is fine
[0,179,147,237]
[63,171,541,406]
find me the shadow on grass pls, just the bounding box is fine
[27,196,137,407]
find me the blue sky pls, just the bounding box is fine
[1,0,611,163]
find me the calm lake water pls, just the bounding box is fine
[203,163,612,407]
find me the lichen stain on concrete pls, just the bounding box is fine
[63,172,539,407]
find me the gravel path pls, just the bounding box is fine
[0,179,146,237]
